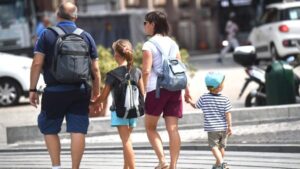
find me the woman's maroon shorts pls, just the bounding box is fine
[145,88,183,118]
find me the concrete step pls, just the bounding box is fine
[7,119,300,153]
[4,104,300,145]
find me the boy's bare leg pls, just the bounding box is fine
[211,147,223,166]
[219,147,229,168]
[219,147,225,158]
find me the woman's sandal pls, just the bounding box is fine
[155,162,169,169]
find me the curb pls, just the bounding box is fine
[3,104,300,144]
[1,143,300,153]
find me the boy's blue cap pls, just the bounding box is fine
[205,72,225,88]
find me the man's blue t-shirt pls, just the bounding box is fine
[34,21,98,91]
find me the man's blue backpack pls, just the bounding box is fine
[48,26,91,84]
[150,39,187,98]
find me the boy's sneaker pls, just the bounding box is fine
[212,164,223,169]
[212,164,217,169]
[212,162,229,169]
[221,162,229,169]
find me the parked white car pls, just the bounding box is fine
[0,52,45,106]
[248,1,300,60]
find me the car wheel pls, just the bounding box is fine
[270,44,279,60]
[0,79,22,106]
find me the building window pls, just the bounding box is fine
[179,0,191,8]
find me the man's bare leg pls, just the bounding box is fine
[45,134,61,167]
[71,133,85,169]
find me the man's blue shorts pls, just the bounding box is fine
[38,89,90,134]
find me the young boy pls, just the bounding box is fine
[186,72,232,169]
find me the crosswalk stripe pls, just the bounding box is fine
[0,149,300,169]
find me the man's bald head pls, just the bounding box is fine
[57,2,78,21]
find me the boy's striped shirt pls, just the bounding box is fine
[195,93,232,132]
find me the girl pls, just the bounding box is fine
[90,39,144,169]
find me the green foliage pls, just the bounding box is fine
[133,43,143,68]
[97,44,144,85]
[97,43,193,86]
[97,46,117,85]
[179,48,189,65]
[180,48,195,76]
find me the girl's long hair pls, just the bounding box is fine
[112,39,133,70]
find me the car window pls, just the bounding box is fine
[260,9,278,24]
[266,9,278,23]
[281,7,300,20]
[259,10,270,24]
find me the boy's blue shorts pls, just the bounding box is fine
[111,111,137,127]
[38,89,90,134]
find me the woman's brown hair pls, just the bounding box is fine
[112,39,133,70]
[145,11,169,36]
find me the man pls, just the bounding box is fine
[35,13,52,40]
[29,2,100,169]
[217,12,239,63]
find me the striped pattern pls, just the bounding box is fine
[0,147,299,169]
[195,93,232,132]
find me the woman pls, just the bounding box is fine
[142,11,190,169]
[91,39,144,169]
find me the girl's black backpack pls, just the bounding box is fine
[108,67,144,119]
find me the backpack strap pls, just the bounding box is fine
[108,67,138,83]
[48,26,66,36]
[48,26,84,36]
[149,39,174,60]
[108,71,124,82]
[148,39,175,76]
[148,39,173,98]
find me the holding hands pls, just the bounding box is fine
[89,96,105,117]
[227,126,232,136]
[184,87,196,108]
